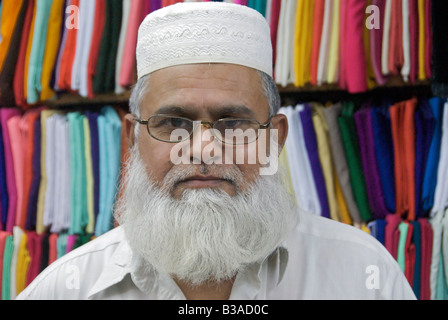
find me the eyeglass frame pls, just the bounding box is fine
[133,114,273,144]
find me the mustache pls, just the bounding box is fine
[162,163,244,192]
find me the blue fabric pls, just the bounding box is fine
[26,114,41,231]
[86,111,100,221]
[421,97,444,214]
[414,99,435,218]
[411,220,421,299]
[370,102,396,213]
[95,107,122,236]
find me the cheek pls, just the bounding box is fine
[231,143,263,184]
[137,138,173,184]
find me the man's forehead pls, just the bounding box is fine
[139,64,268,118]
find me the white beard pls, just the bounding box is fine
[115,146,298,286]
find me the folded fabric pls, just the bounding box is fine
[421,97,444,214]
[431,0,448,96]
[299,105,330,219]
[338,102,372,222]
[322,103,362,224]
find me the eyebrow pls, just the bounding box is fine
[153,104,256,118]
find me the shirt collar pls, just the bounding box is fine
[87,227,290,299]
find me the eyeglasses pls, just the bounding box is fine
[134,114,272,145]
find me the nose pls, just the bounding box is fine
[190,121,224,165]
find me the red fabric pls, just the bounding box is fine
[270,0,281,74]
[418,218,433,300]
[404,222,415,285]
[87,0,106,98]
[408,0,418,83]
[57,0,79,91]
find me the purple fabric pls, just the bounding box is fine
[299,105,330,219]
[354,105,390,219]
[26,114,41,231]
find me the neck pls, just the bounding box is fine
[174,276,237,300]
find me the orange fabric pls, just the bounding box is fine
[388,0,403,75]
[0,0,25,72]
[40,0,65,101]
[403,98,417,221]
[310,0,325,86]
[390,98,417,221]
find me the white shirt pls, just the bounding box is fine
[16,210,416,300]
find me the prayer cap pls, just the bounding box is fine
[136,2,273,79]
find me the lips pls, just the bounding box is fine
[179,175,232,188]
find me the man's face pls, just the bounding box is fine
[125,63,287,198]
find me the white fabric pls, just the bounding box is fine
[401,0,410,82]
[431,103,448,215]
[274,0,297,86]
[17,210,416,300]
[136,2,273,78]
[279,106,321,215]
[71,0,95,96]
[52,114,71,233]
[381,0,392,75]
[317,0,332,85]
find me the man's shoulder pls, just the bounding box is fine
[16,227,127,300]
[279,211,416,299]
[292,210,388,253]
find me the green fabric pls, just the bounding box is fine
[397,222,408,273]
[337,101,372,222]
[93,0,122,93]
[2,235,13,300]
[68,112,87,235]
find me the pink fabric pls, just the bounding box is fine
[343,0,367,93]
[369,0,386,85]
[7,116,25,231]
[1,108,22,232]
[119,0,145,88]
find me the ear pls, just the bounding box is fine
[124,113,137,149]
[270,113,288,155]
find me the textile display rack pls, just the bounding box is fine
[0,0,446,300]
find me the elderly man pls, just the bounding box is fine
[17,2,415,300]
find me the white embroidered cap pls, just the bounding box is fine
[136,2,273,79]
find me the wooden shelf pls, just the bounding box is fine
[39,77,433,109]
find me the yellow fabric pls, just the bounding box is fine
[417,0,426,80]
[40,0,64,101]
[16,232,30,295]
[0,0,25,72]
[84,117,95,234]
[334,171,352,225]
[326,0,340,84]
[36,110,60,234]
[364,0,377,89]
[23,2,38,101]
[279,147,297,206]
[311,105,342,222]
[293,0,314,87]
